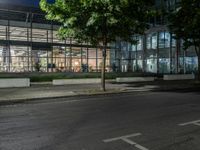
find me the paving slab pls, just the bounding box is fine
[0,80,199,105]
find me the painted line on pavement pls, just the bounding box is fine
[103,133,142,142]
[103,133,149,150]
[179,119,200,127]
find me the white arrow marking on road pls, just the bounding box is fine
[179,119,200,127]
[103,133,149,150]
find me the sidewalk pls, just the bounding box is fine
[0,83,130,104]
[0,80,199,105]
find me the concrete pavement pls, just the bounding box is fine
[0,80,199,105]
[0,83,136,105]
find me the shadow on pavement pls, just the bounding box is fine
[121,80,200,94]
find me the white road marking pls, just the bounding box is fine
[103,133,149,150]
[179,119,200,126]
[103,133,142,142]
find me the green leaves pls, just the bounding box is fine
[168,0,200,78]
[168,0,200,54]
[40,0,154,46]
[86,13,100,27]
[64,16,77,27]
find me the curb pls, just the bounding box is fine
[0,89,137,106]
[0,86,199,106]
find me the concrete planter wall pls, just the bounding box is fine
[53,78,101,85]
[0,78,30,88]
[163,74,195,80]
[116,77,155,83]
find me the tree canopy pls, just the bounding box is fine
[168,0,200,52]
[168,0,200,78]
[40,0,155,90]
[40,0,154,46]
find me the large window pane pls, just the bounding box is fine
[32,28,47,43]
[146,33,157,50]
[0,45,9,72]
[172,34,176,47]
[0,25,6,40]
[88,59,97,72]
[97,59,111,72]
[159,32,165,48]
[53,30,65,44]
[52,46,65,72]
[147,35,151,49]
[88,48,96,58]
[71,47,81,72]
[10,27,28,41]
[137,36,143,51]
[9,46,30,72]
[152,33,157,49]
[165,32,170,48]
[31,50,48,72]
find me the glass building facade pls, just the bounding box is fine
[0,1,198,74]
[0,6,112,73]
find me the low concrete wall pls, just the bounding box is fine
[163,74,195,80]
[53,78,101,85]
[0,78,30,88]
[116,77,155,83]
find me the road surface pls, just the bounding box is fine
[1,91,200,150]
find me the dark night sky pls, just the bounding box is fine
[0,0,54,7]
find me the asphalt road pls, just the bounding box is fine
[1,91,200,150]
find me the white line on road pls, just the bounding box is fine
[103,133,149,150]
[103,133,142,142]
[122,138,149,150]
[179,119,200,126]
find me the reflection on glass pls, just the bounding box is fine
[137,36,143,51]
[146,58,157,73]
[0,25,6,40]
[0,13,199,74]
[159,32,165,48]
[53,30,65,43]
[165,32,170,48]
[10,27,28,41]
[88,48,96,58]
[152,33,157,49]
[146,33,157,50]
[147,35,151,49]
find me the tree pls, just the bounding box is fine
[40,0,154,91]
[168,0,200,80]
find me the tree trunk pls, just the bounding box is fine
[101,44,107,91]
[194,44,200,81]
[101,17,108,91]
[101,38,107,91]
[198,54,200,81]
